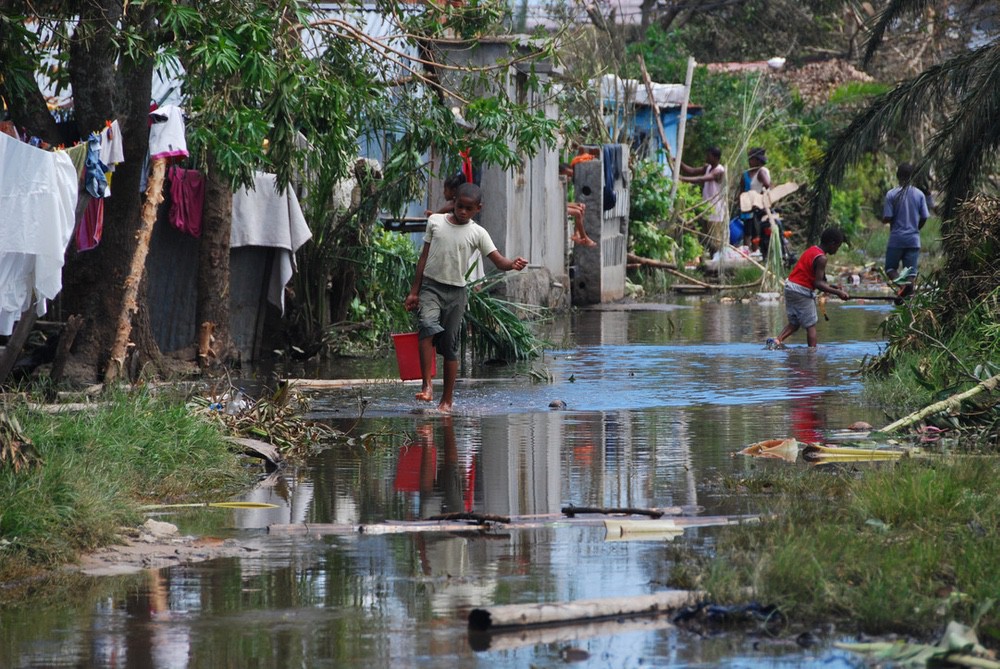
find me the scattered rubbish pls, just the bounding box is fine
[737,438,799,463]
[673,601,784,628]
[836,620,999,668]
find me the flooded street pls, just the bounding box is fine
[2,298,896,668]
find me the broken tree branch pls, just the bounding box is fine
[879,373,1000,434]
[104,157,166,384]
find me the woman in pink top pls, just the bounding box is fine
[679,147,727,255]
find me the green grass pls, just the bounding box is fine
[0,390,250,580]
[688,459,1000,644]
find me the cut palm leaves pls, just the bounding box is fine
[0,411,42,473]
[464,276,547,362]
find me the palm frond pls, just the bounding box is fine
[809,41,1000,239]
[861,0,935,67]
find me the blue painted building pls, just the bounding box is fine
[598,74,702,175]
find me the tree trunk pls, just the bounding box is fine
[196,153,236,366]
[60,4,163,381]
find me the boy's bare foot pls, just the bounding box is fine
[437,402,452,414]
[574,237,597,247]
[415,388,433,402]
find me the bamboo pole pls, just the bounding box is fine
[879,372,1000,434]
[104,157,167,384]
[637,55,672,163]
[668,56,696,207]
[468,590,702,632]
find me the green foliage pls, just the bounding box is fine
[464,279,546,362]
[629,159,674,224]
[696,459,1000,638]
[0,391,249,576]
[346,227,420,350]
[828,81,893,105]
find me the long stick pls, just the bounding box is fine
[104,157,166,384]
[879,372,1000,434]
[637,55,672,163]
[668,56,696,207]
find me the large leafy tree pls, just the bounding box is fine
[0,0,559,381]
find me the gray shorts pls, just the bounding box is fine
[784,286,818,329]
[417,278,467,361]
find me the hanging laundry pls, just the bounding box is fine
[231,172,312,314]
[84,131,109,198]
[76,197,104,252]
[99,120,125,171]
[167,166,205,237]
[0,132,79,335]
[148,105,188,160]
[0,121,18,140]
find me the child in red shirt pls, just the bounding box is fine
[769,227,850,348]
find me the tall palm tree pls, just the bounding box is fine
[809,0,1000,238]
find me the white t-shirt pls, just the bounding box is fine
[423,214,497,287]
[749,166,770,193]
[701,164,727,223]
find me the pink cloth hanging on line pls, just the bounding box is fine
[76,197,104,252]
[168,166,205,237]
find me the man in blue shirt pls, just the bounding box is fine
[883,162,930,297]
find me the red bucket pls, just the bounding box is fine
[392,332,434,381]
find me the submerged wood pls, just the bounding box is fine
[426,512,511,524]
[268,513,752,536]
[562,506,664,518]
[469,612,678,652]
[468,590,702,632]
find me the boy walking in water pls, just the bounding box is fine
[405,183,528,412]
[768,227,850,348]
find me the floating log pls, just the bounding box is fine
[468,590,702,632]
[562,506,664,518]
[426,512,511,524]
[469,612,678,652]
[604,519,682,539]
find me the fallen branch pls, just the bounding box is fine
[426,512,511,524]
[562,505,664,518]
[879,372,1000,434]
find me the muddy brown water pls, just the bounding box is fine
[1,299,898,668]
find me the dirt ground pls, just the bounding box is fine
[69,519,269,577]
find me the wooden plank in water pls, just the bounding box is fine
[268,513,757,536]
[468,590,703,632]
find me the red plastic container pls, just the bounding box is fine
[392,332,434,381]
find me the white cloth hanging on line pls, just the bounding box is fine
[0,132,79,335]
[230,172,312,314]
